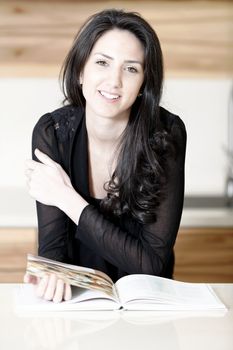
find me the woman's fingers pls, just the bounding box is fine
[64,283,72,301]
[43,274,57,300]
[36,274,49,298]
[24,273,39,285]
[24,272,71,303]
[25,169,34,188]
[51,279,72,303]
[24,168,33,178]
[23,272,31,283]
[36,274,71,303]
[25,149,58,174]
[34,149,58,168]
[53,279,65,303]
[25,159,39,171]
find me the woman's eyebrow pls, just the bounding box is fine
[94,52,143,66]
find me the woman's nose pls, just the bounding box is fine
[109,68,122,88]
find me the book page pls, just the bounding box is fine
[27,254,117,298]
[115,275,226,309]
[14,284,120,312]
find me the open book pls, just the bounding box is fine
[18,254,226,312]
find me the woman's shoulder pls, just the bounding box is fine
[33,105,84,142]
[159,106,187,142]
[160,106,186,132]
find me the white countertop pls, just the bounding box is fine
[181,208,233,227]
[0,283,232,350]
[0,187,233,228]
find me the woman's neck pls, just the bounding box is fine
[85,109,129,199]
[85,111,128,148]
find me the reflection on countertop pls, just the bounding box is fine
[0,188,233,228]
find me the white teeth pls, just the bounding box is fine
[99,91,120,100]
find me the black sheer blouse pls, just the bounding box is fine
[32,105,186,282]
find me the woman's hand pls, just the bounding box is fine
[25,148,88,224]
[25,149,73,207]
[24,272,72,303]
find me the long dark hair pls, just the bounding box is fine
[61,9,170,224]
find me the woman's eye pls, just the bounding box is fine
[126,66,138,73]
[96,60,108,66]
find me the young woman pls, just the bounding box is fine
[25,9,186,303]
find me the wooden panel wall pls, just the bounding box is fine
[0,227,233,283]
[174,227,233,282]
[0,0,232,77]
[0,228,36,283]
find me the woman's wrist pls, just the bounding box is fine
[58,186,89,225]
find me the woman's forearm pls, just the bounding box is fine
[58,186,89,225]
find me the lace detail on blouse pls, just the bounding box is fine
[51,105,80,143]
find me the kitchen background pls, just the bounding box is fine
[0,0,232,282]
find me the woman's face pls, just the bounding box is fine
[80,29,144,122]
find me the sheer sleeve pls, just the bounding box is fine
[32,113,69,261]
[76,116,187,276]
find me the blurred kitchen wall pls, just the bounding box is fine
[0,0,232,205]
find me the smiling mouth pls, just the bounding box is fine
[99,90,121,100]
